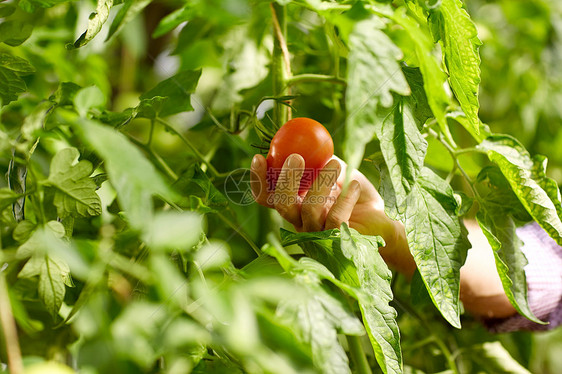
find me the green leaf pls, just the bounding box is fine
[0,188,19,212]
[73,85,107,117]
[106,0,152,41]
[266,241,364,374]
[477,135,562,245]
[0,4,16,17]
[378,98,427,208]
[465,342,532,374]
[393,9,450,135]
[476,207,544,324]
[47,148,102,218]
[18,0,67,12]
[0,54,35,73]
[18,254,43,278]
[74,119,175,229]
[277,228,402,374]
[39,256,67,318]
[381,166,470,328]
[139,69,202,117]
[50,82,82,106]
[16,221,66,259]
[73,0,114,48]
[401,67,434,126]
[344,17,410,172]
[0,53,35,106]
[339,225,402,374]
[173,164,229,212]
[143,211,202,252]
[0,20,33,46]
[152,6,194,38]
[172,18,213,55]
[429,0,482,135]
[476,166,531,222]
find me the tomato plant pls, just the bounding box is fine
[0,0,562,374]
[266,117,334,194]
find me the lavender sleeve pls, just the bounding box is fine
[485,222,562,332]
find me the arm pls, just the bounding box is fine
[251,154,516,319]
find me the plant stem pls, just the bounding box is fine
[394,296,459,374]
[127,135,178,180]
[0,272,23,374]
[155,118,223,178]
[347,335,372,374]
[217,212,261,256]
[148,119,155,147]
[287,74,346,87]
[271,2,290,126]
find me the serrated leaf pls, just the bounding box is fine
[39,256,66,318]
[381,166,470,328]
[75,119,175,229]
[393,9,450,134]
[0,53,35,106]
[173,164,229,212]
[0,54,35,73]
[16,221,65,259]
[266,240,364,374]
[477,135,562,245]
[401,67,434,126]
[73,0,114,48]
[476,207,544,324]
[339,225,402,374]
[139,69,202,117]
[106,0,152,41]
[378,98,427,208]
[47,148,102,218]
[344,17,410,172]
[278,227,402,374]
[429,0,481,135]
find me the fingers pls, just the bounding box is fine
[250,154,273,208]
[273,154,305,228]
[325,180,361,230]
[301,159,341,231]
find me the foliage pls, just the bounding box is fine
[1,0,562,373]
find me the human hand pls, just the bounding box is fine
[250,153,416,275]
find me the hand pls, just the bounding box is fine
[250,153,416,276]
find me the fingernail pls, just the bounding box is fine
[251,155,260,169]
[287,154,301,168]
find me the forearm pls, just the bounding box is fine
[459,220,516,318]
[380,218,517,318]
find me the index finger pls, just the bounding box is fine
[250,154,273,207]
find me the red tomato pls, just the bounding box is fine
[266,117,334,195]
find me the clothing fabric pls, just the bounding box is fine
[485,222,562,332]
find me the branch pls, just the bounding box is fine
[287,74,346,87]
[0,271,23,374]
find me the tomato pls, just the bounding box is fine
[266,117,334,195]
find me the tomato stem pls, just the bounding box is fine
[347,335,373,374]
[287,74,346,87]
[271,2,290,126]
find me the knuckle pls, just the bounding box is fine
[326,209,344,229]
